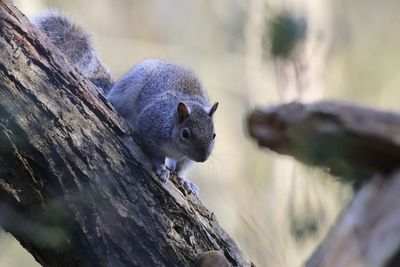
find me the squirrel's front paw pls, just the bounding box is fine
[183,180,199,196]
[156,168,170,183]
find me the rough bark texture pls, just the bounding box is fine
[0,3,253,267]
[247,101,400,267]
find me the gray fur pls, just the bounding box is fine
[32,10,113,93]
[108,59,218,194]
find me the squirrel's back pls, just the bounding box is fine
[32,10,113,93]
[108,59,210,119]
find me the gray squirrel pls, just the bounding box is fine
[33,11,218,195]
[108,60,218,195]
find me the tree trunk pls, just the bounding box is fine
[0,3,253,267]
[248,101,400,267]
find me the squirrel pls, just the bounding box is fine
[33,11,218,195]
[108,59,218,194]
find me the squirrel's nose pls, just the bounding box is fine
[198,155,208,162]
[196,148,211,162]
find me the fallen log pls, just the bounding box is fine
[248,101,400,183]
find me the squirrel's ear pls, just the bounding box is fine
[208,102,219,117]
[177,102,191,122]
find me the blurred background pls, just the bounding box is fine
[2,0,400,266]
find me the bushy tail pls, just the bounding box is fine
[32,10,113,94]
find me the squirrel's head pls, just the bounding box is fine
[172,102,218,162]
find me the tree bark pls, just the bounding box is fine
[0,2,253,267]
[247,101,400,267]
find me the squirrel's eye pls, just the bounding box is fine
[181,128,190,140]
[212,133,216,140]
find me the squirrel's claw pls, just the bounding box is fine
[183,180,199,196]
[156,168,170,183]
[175,176,199,195]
